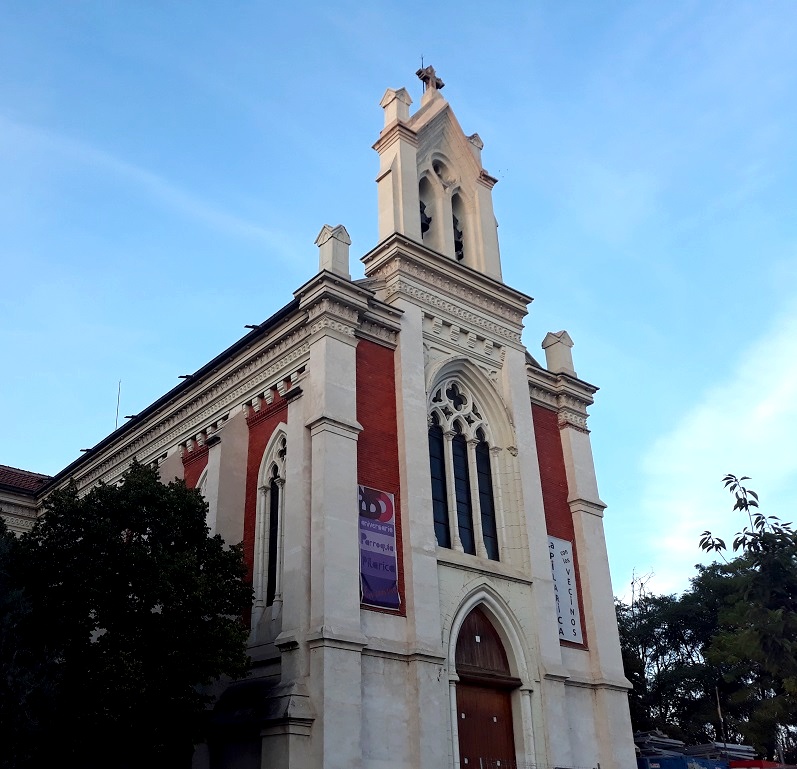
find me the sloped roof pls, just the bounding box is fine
[0,464,51,493]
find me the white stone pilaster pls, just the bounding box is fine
[374,116,421,243]
[298,275,368,769]
[205,410,249,546]
[157,445,184,483]
[474,174,502,280]
[390,298,449,768]
[501,345,572,767]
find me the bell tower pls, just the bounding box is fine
[373,66,503,280]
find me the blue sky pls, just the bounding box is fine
[2,1,797,597]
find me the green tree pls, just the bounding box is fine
[616,567,739,745]
[0,461,253,769]
[701,475,797,761]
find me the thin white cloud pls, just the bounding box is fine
[0,114,289,252]
[633,300,797,595]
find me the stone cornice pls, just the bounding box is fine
[362,233,532,320]
[372,120,419,155]
[528,363,599,432]
[356,298,403,349]
[568,496,607,517]
[0,498,38,532]
[362,234,530,334]
[424,313,504,367]
[44,271,402,496]
[478,169,498,189]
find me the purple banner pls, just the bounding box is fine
[358,485,400,610]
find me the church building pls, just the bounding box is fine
[1,68,635,769]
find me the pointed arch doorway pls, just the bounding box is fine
[455,607,521,768]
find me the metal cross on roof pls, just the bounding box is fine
[416,65,445,92]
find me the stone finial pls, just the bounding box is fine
[379,88,412,126]
[542,330,576,376]
[315,224,352,279]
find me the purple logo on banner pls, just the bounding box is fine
[358,485,400,610]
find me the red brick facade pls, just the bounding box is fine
[182,446,209,489]
[356,339,404,615]
[531,403,587,646]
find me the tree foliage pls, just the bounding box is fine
[617,476,797,762]
[0,461,253,769]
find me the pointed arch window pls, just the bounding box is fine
[427,380,500,561]
[419,176,435,242]
[253,432,286,623]
[452,193,465,262]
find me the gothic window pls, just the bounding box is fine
[452,193,465,262]
[427,380,500,561]
[253,432,286,621]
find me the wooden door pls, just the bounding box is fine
[455,682,515,768]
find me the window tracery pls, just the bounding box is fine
[428,379,500,560]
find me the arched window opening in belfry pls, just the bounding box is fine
[253,431,286,624]
[427,378,500,561]
[419,176,434,242]
[452,193,465,262]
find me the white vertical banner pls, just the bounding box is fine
[548,536,583,644]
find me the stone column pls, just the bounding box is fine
[442,431,464,552]
[466,438,488,559]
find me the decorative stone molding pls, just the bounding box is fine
[478,169,498,189]
[423,313,504,365]
[65,275,395,492]
[308,316,356,338]
[372,121,419,155]
[356,318,399,348]
[246,395,289,428]
[529,384,557,409]
[388,278,522,343]
[306,296,359,326]
[0,499,39,532]
[557,408,589,433]
[528,362,597,432]
[372,252,527,330]
[1,512,36,532]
